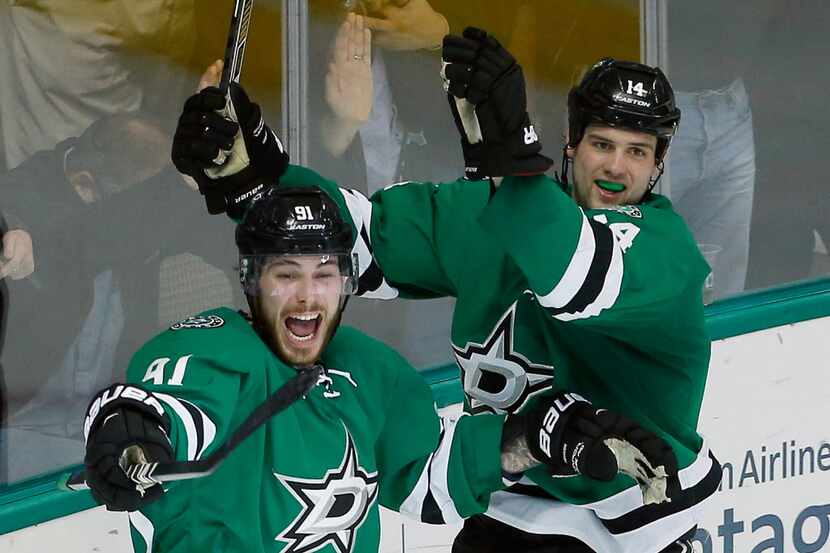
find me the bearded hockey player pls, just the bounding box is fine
[81,177,679,553]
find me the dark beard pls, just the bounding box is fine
[252,305,344,369]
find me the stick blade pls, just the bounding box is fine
[60,469,90,491]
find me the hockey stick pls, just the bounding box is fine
[204,0,255,214]
[219,0,254,93]
[60,366,321,492]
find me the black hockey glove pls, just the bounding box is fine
[171,83,289,217]
[505,392,678,505]
[83,384,174,512]
[441,27,552,180]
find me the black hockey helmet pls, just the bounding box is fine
[236,185,357,296]
[567,58,680,163]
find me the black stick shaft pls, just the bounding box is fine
[204,0,254,214]
[220,0,254,93]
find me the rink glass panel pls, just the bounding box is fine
[659,0,830,301]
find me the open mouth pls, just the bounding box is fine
[284,312,323,344]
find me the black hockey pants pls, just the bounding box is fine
[452,514,697,553]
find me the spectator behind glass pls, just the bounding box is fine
[309,0,454,194]
[0,0,196,169]
[308,0,457,369]
[664,1,771,300]
[745,0,830,288]
[0,113,236,482]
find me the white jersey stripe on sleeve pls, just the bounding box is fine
[183,397,216,461]
[398,445,434,520]
[427,413,464,524]
[128,510,155,553]
[398,414,465,524]
[341,187,400,299]
[535,212,625,321]
[553,226,624,321]
[340,187,372,237]
[155,393,216,461]
[535,212,596,308]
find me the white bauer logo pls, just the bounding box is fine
[83,385,165,441]
[538,392,587,459]
[523,125,539,145]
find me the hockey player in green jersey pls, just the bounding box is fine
[80,177,679,553]
[169,38,721,550]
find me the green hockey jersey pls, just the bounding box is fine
[123,307,505,553]
[279,165,722,536]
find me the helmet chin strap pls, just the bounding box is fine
[556,146,572,190]
[647,159,666,192]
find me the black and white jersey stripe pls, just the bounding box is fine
[340,188,400,300]
[128,511,155,553]
[398,414,466,525]
[155,392,217,462]
[487,441,721,540]
[534,211,624,321]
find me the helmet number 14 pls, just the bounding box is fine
[627,80,647,97]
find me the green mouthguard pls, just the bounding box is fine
[595,180,626,192]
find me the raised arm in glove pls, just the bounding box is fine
[441,27,552,180]
[171,61,289,218]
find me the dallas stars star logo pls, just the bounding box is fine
[275,429,378,553]
[451,302,555,415]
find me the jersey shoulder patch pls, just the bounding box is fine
[607,204,643,219]
[128,308,263,380]
[170,314,226,330]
